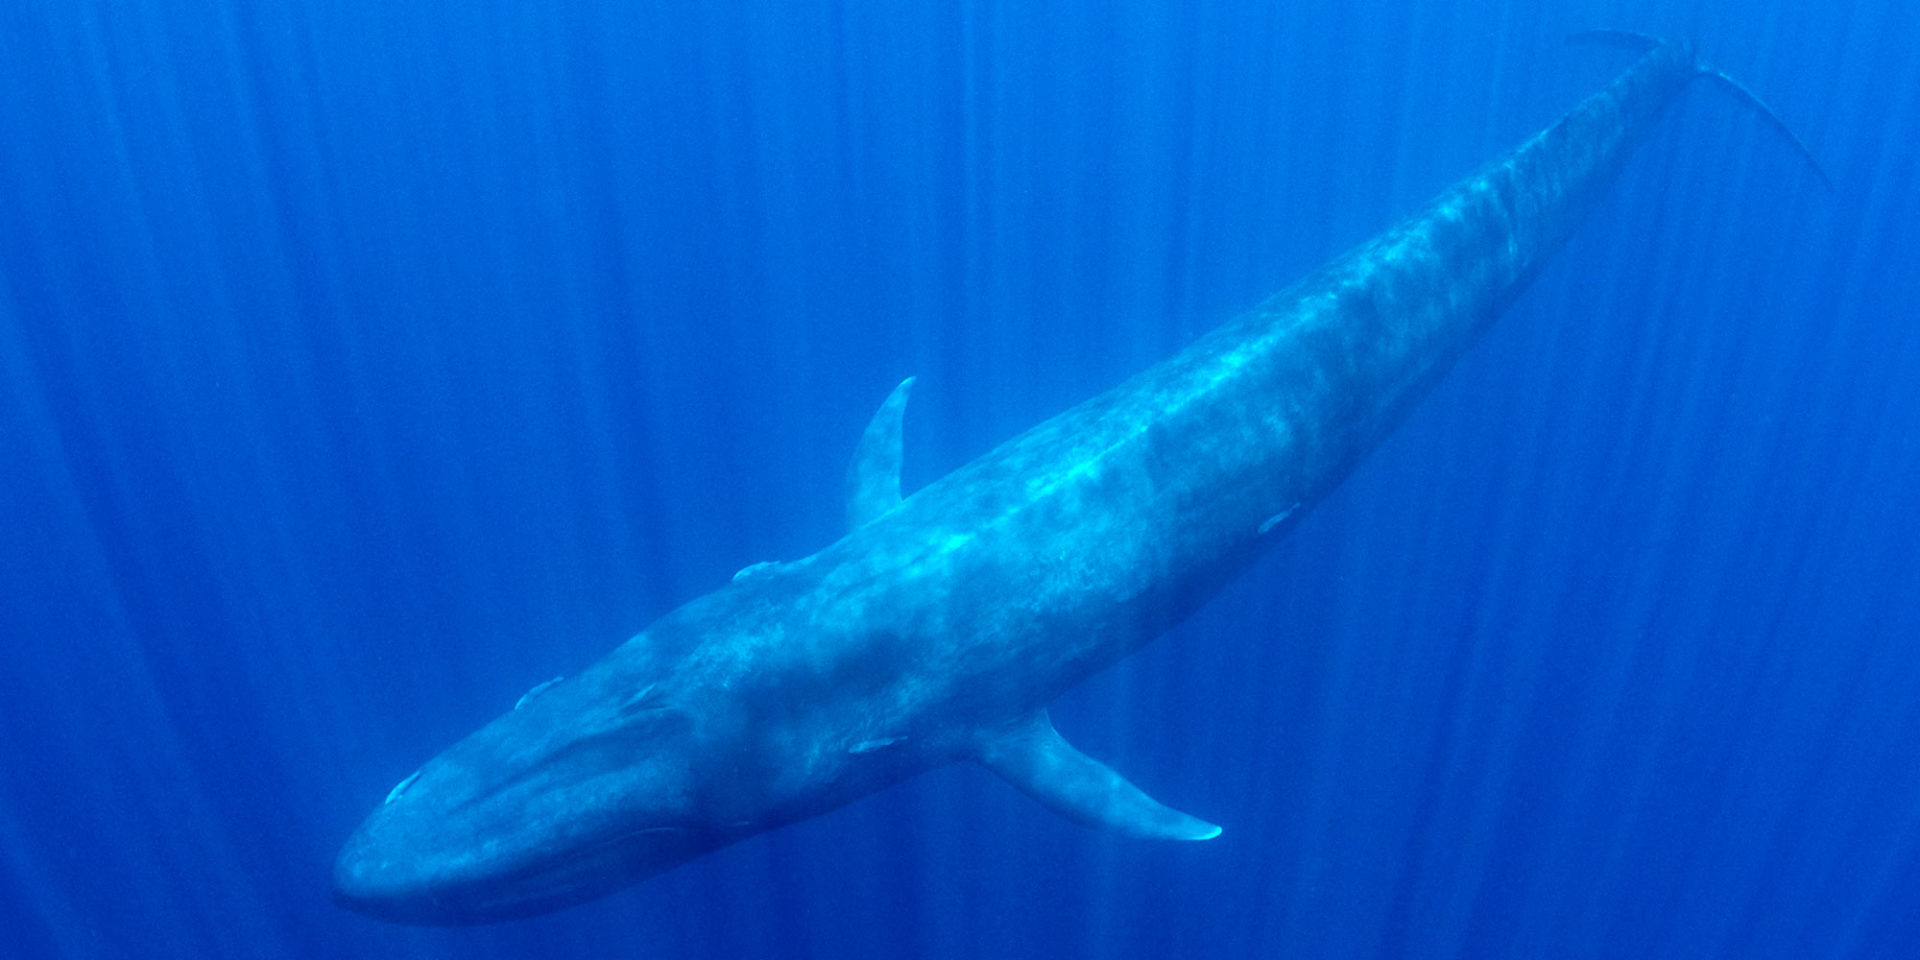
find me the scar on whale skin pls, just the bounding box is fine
[1259,504,1301,535]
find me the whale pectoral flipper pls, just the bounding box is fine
[845,377,916,531]
[976,711,1222,841]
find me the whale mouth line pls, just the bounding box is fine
[409,823,709,923]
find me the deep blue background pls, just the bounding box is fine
[3,0,1917,956]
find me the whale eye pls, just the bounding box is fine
[383,769,421,805]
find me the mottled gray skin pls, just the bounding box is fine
[335,44,1702,924]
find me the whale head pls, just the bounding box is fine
[332,670,727,921]
[330,611,757,924]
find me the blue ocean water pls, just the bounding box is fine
[3,0,1917,956]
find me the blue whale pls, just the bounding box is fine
[333,38,1820,923]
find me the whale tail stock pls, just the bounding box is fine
[1568,29,1834,191]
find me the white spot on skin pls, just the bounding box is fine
[849,736,906,754]
[1258,503,1301,535]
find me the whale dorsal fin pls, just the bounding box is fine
[845,377,915,531]
[975,710,1222,841]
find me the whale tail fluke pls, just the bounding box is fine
[1698,68,1835,191]
[1568,30,1834,191]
